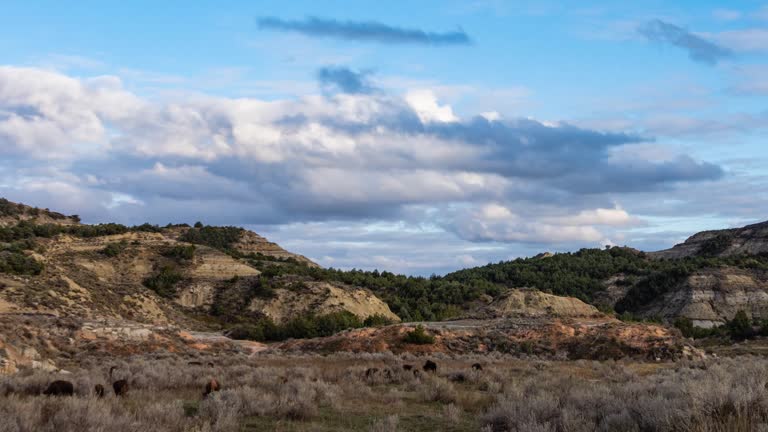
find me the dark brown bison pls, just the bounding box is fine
[402,364,414,371]
[44,380,74,396]
[112,380,129,396]
[203,379,220,398]
[472,363,483,371]
[423,360,437,373]
[94,384,105,398]
[365,367,380,379]
[110,366,129,397]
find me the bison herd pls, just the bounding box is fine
[39,364,221,399]
[365,360,482,381]
[38,359,482,399]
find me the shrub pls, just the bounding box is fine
[178,226,243,251]
[699,234,732,256]
[363,314,395,327]
[143,266,183,298]
[101,241,128,257]
[403,325,435,345]
[227,312,365,342]
[729,310,753,340]
[162,245,196,261]
[0,251,43,275]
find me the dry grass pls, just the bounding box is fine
[1,353,767,431]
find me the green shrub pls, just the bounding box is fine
[699,234,732,257]
[403,325,435,345]
[363,314,395,327]
[0,251,43,275]
[143,265,183,298]
[178,226,243,251]
[729,310,753,340]
[101,241,128,257]
[162,245,196,261]
[226,311,365,342]
[674,311,756,340]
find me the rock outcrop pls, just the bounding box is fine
[636,267,768,327]
[652,220,768,259]
[248,281,400,324]
[234,231,318,267]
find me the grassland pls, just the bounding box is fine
[2,352,768,432]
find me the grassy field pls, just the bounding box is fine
[2,352,768,431]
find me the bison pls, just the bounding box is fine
[94,384,105,398]
[44,380,74,396]
[423,360,437,373]
[203,379,220,398]
[472,363,483,371]
[110,366,129,397]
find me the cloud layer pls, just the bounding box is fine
[0,66,725,269]
[638,19,732,64]
[257,16,472,45]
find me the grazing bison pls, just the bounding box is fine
[365,367,380,379]
[44,380,74,396]
[472,363,483,371]
[112,380,129,396]
[423,360,437,373]
[110,366,129,397]
[94,384,105,398]
[203,379,220,398]
[402,364,414,371]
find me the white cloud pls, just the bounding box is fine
[0,65,723,252]
[449,202,633,244]
[405,89,459,123]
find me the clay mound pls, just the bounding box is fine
[249,281,400,324]
[480,289,601,318]
[275,317,700,361]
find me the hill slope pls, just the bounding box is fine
[651,221,768,259]
[0,201,395,333]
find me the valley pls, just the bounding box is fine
[3,198,768,431]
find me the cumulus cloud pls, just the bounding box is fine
[638,19,732,64]
[0,66,143,158]
[257,16,472,45]
[449,203,612,244]
[317,66,375,94]
[0,66,724,249]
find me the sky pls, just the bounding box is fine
[1,0,768,275]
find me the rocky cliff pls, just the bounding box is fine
[651,221,768,259]
[635,267,768,327]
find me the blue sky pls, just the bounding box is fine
[1,1,768,275]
